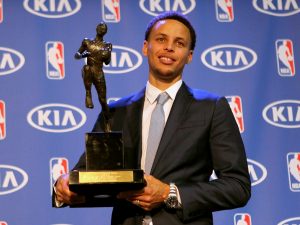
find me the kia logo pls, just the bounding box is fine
[23,0,81,18]
[27,103,86,133]
[278,217,300,225]
[139,0,196,16]
[0,47,25,76]
[0,165,28,195]
[201,44,257,72]
[253,0,300,17]
[248,159,267,186]
[103,45,143,74]
[262,100,300,128]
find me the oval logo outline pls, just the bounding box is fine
[252,0,300,17]
[0,165,29,195]
[103,45,143,74]
[278,217,300,225]
[139,0,196,16]
[262,100,300,128]
[0,47,25,76]
[248,159,267,186]
[201,44,257,72]
[23,0,81,18]
[27,103,87,133]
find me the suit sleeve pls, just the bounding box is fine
[178,97,251,222]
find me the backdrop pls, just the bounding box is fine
[0,1,300,225]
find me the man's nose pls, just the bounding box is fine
[164,41,175,51]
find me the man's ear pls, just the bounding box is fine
[186,50,193,64]
[142,40,148,56]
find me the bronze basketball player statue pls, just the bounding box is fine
[75,22,112,132]
[69,23,145,199]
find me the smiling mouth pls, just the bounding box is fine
[159,56,175,64]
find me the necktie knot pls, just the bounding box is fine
[156,92,169,105]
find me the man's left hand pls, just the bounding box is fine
[117,175,169,211]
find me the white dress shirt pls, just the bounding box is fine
[141,80,182,171]
[141,80,182,225]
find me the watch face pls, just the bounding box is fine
[166,196,178,209]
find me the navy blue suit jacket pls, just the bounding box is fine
[74,82,251,225]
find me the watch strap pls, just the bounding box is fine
[164,182,181,209]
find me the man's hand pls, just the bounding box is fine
[117,175,169,211]
[54,173,85,205]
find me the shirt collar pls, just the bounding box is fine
[145,80,182,104]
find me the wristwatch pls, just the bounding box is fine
[164,182,181,209]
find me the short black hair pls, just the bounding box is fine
[144,11,196,50]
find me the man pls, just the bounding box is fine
[54,11,251,225]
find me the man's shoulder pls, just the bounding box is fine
[185,85,222,102]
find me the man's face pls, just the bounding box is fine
[143,19,193,85]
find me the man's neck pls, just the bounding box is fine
[148,76,182,91]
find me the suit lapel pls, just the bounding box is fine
[150,83,193,174]
[124,88,145,168]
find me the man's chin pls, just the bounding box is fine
[157,74,182,84]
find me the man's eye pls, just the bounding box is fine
[177,42,184,47]
[157,37,165,42]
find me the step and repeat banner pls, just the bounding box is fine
[0,1,299,225]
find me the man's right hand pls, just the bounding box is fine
[55,173,86,205]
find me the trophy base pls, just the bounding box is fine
[69,169,145,196]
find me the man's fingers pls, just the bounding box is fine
[55,174,85,205]
[117,189,145,199]
[56,189,85,205]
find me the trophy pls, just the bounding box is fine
[69,22,145,200]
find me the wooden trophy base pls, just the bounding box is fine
[67,132,145,207]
